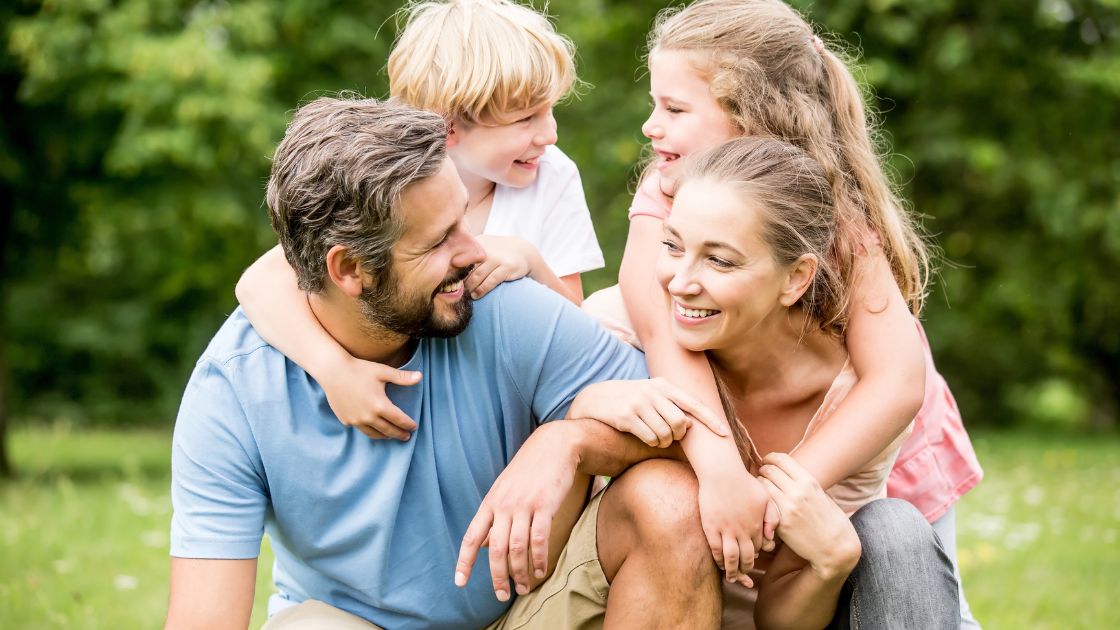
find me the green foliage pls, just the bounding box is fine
[2,0,1118,429]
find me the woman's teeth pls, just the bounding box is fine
[675,303,718,318]
[439,279,463,293]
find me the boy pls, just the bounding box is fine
[234,0,603,436]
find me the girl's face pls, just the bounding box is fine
[655,179,793,353]
[642,50,740,192]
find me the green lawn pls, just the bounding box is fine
[1,425,1117,628]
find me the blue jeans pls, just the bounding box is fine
[829,498,960,629]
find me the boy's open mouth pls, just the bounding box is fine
[514,156,540,166]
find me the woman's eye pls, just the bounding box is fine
[709,256,734,268]
[661,239,683,253]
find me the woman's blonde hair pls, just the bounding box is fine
[388,0,577,124]
[649,0,931,313]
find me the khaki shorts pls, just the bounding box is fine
[263,491,609,630]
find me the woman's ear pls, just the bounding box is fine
[779,254,818,307]
[324,245,372,298]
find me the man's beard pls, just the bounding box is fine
[357,265,474,339]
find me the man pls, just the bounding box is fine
[165,96,721,629]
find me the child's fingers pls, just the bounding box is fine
[761,452,816,486]
[380,368,422,388]
[722,534,740,583]
[636,404,675,448]
[355,426,390,440]
[759,462,798,495]
[650,396,691,441]
[657,380,728,437]
[763,498,780,544]
[377,404,419,433]
[465,260,499,294]
[470,266,510,299]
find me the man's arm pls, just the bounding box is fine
[165,558,257,630]
[455,419,681,599]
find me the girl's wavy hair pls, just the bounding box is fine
[648,0,933,314]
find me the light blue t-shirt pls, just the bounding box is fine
[170,279,648,629]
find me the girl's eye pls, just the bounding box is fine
[661,239,683,253]
[666,106,684,114]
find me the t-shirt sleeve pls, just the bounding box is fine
[494,280,648,423]
[534,148,605,277]
[627,172,673,221]
[170,358,269,559]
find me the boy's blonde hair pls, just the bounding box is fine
[388,0,577,124]
[650,0,932,314]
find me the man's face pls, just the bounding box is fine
[358,159,486,338]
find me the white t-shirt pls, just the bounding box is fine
[482,145,605,278]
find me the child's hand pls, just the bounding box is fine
[758,453,860,575]
[697,468,770,587]
[568,378,730,447]
[466,235,539,299]
[321,356,421,440]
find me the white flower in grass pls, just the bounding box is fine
[114,574,139,591]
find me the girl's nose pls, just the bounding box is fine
[642,112,663,140]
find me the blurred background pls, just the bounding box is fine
[1,0,1117,627]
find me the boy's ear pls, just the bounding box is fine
[325,245,372,298]
[779,254,819,307]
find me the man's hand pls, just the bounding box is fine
[454,422,582,601]
[696,466,770,587]
[568,378,729,447]
[466,235,539,299]
[321,356,420,440]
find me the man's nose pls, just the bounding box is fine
[455,232,487,269]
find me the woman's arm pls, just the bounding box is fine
[791,250,925,488]
[619,216,772,581]
[235,246,419,439]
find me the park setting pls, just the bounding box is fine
[2,0,1119,627]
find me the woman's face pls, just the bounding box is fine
[642,50,740,193]
[655,179,792,353]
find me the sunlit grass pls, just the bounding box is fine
[1,425,1117,628]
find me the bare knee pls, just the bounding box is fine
[603,459,711,564]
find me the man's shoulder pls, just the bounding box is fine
[193,307,286,379]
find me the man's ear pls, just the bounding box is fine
[779,254,819,308]
[324,245,371,298]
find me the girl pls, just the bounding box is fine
[584,0,982,625]
[572,134,960,629]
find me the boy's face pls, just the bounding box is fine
[448,102,558,192]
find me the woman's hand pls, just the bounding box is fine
[568,378,729,448]
[320,356,421,440]
[758,452,861,579]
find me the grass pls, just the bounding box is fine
[1,425,1117,628]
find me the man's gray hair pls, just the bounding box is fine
[266,95,449,292]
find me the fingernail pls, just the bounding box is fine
[454,571,467,587]
[515,583,529,595]
[535,569,545,578]
[496,589,509,602]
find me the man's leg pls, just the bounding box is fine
[829,498,960,630]
[597,459,721,629]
